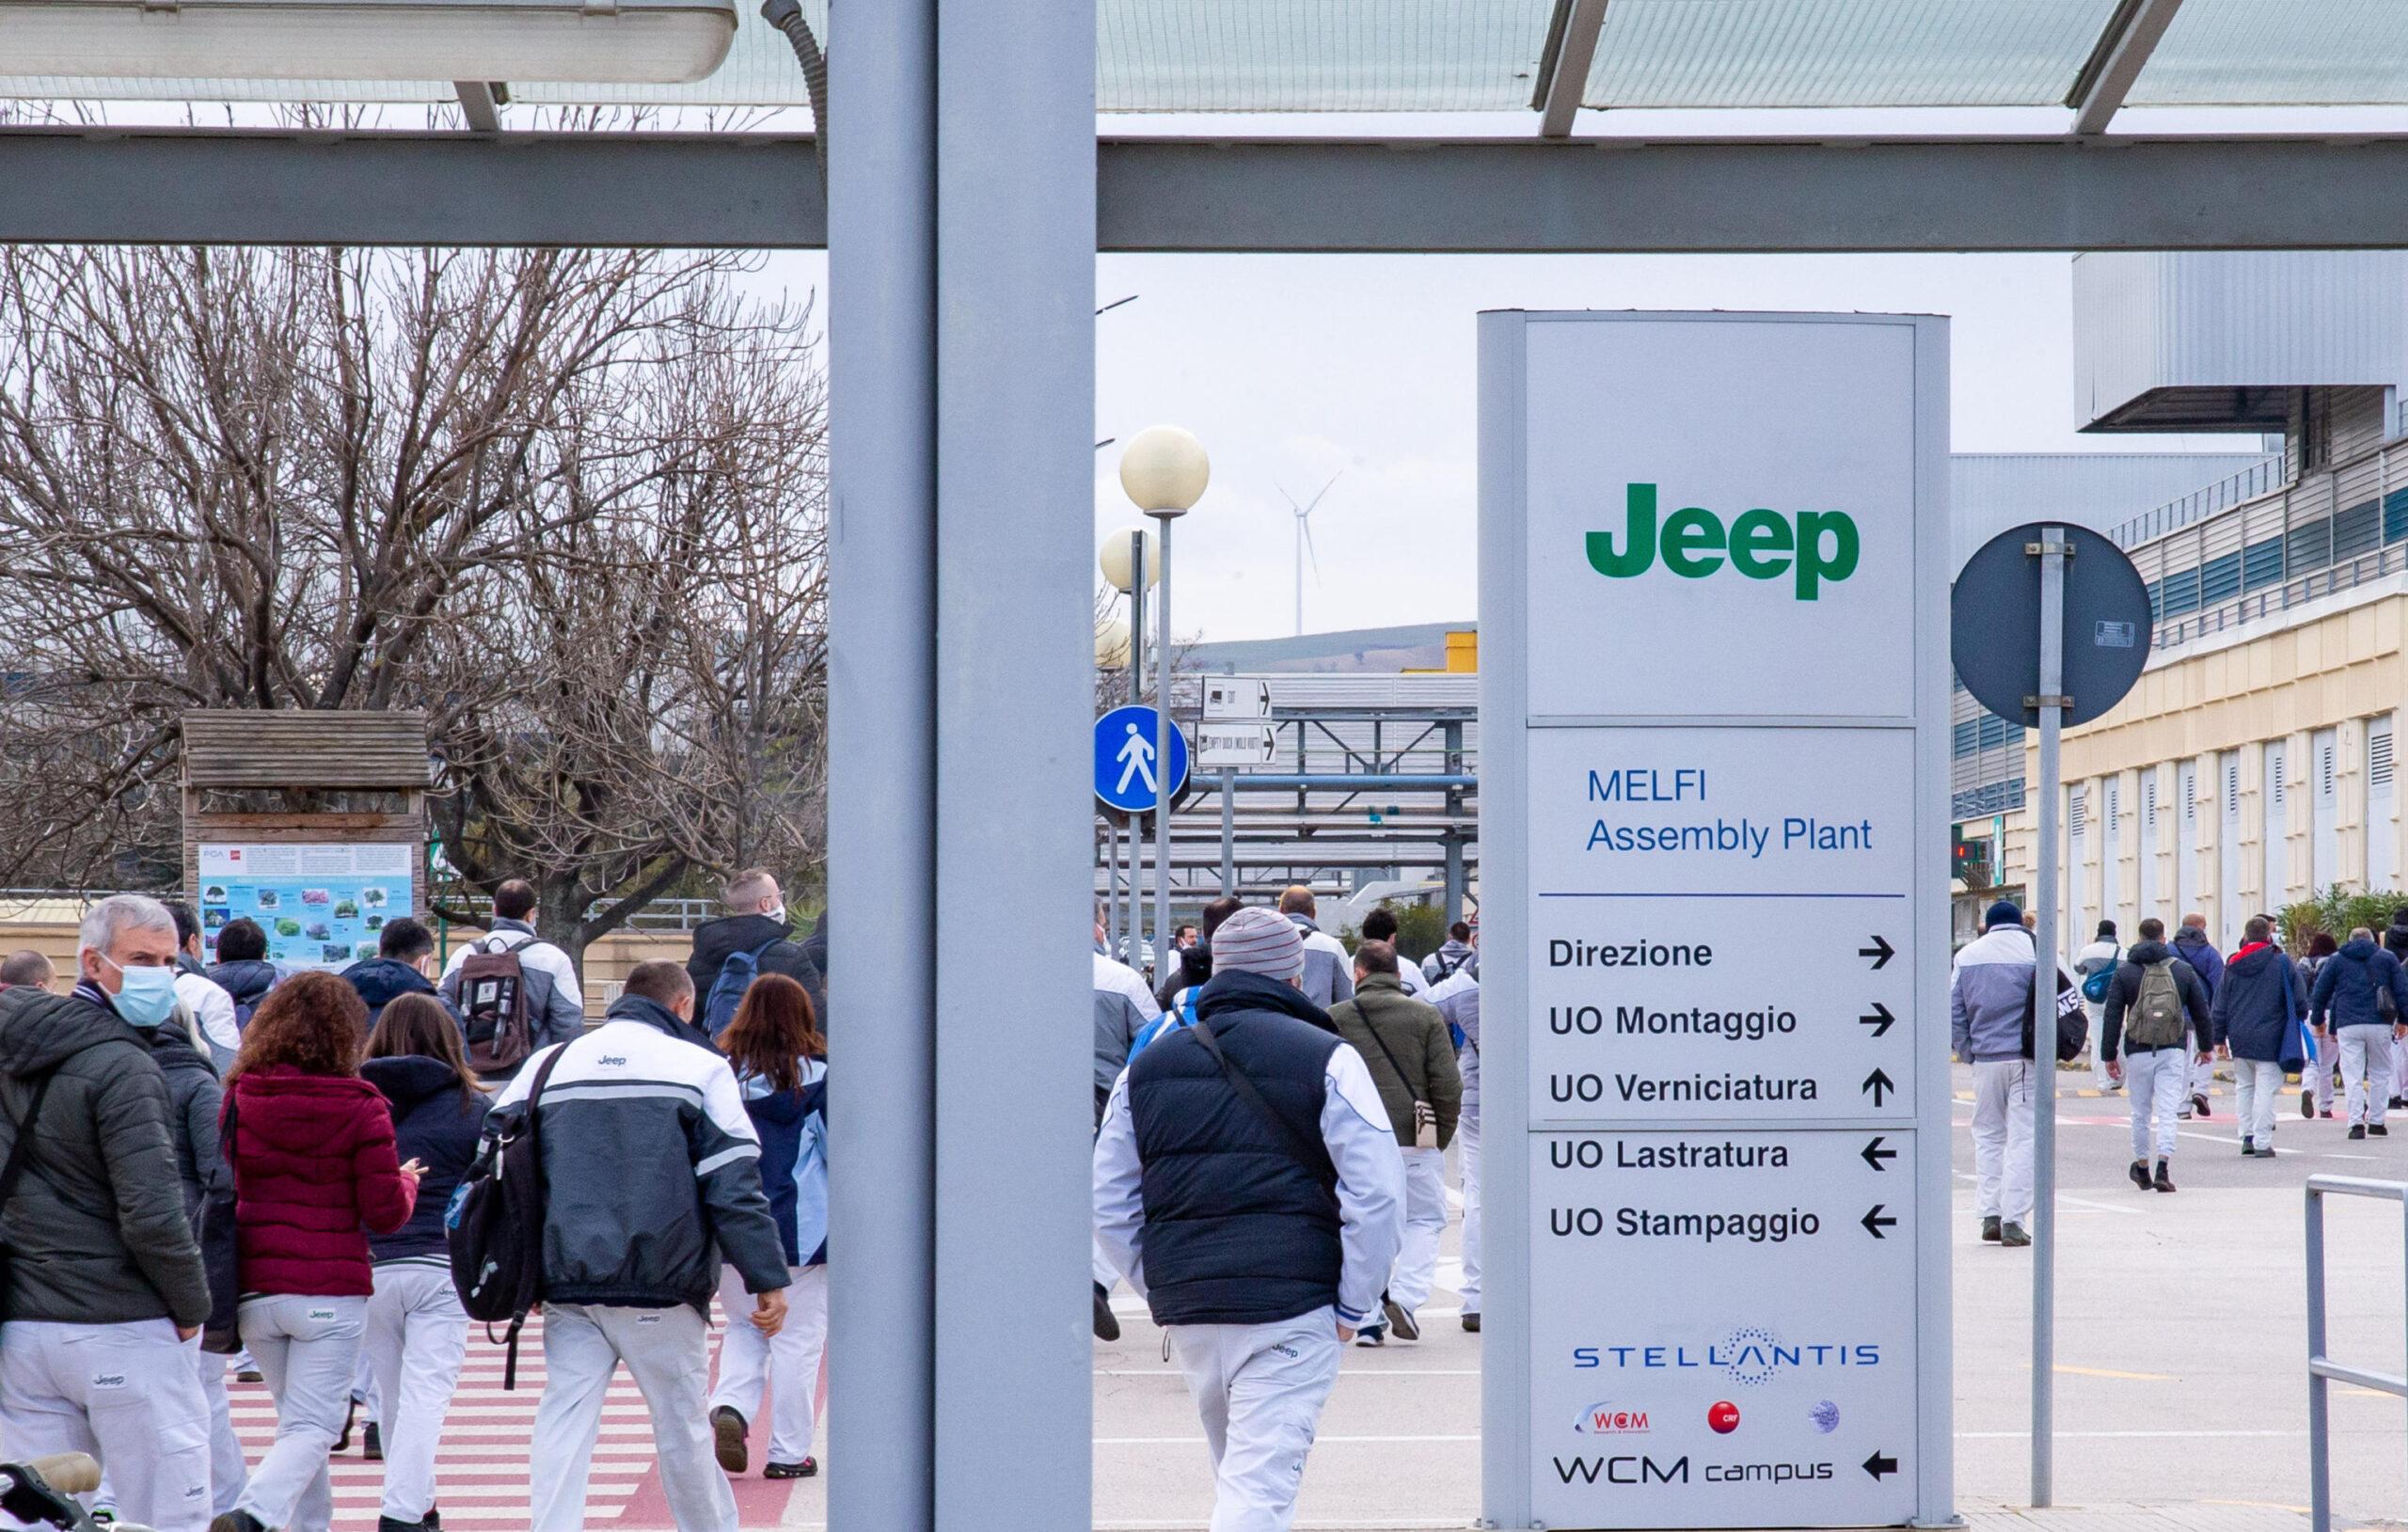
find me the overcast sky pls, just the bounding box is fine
[776,250,2261,646]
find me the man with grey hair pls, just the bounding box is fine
[0,893,214,1528]
[1095,906,1403,1532]
[683,867,825,1035]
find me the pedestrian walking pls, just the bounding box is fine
[205,918,280,1050]
[1093,907,1404,1532]
[0,894,214,1532]
[2301,933,2340,1118]
[345,918,454,1035]
[2075,921,2122,1095]
[1951,901,2041,1242]
[360,993,492,1531]
[2210,916,2306,1158]
[2171,915,2225,1118]
[2308,927,2408,1140]
[488,961,789,1532]
[0,949,55,991]
[684,869,825,1042]
[1155,897,1244,1018]
[1421,923,1475,986]
[1326,940,1460,1348]
[1356,908,1432,998]
[1276,887,1356,1010]
[437,878,586,1079]
[706,974,830,1482]
[168,902,243,1070]
[2383,908,2408,1108]
[213,971,422,1532]
[1427,946,1480,1332]
[1095,905,1166,1126]
[2099,918,2215,1192]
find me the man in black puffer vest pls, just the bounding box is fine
[1094,907,1403,1532]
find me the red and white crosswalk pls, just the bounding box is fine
[223,1310,815,1530]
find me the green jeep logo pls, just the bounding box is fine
[1587,483,1860,601]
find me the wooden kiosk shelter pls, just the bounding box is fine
[180,710,431,970]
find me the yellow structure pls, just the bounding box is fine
[1403,627,1479,675]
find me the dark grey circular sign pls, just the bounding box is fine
[1952,523,2151,728]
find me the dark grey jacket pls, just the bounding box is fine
[0,987,212,1327]
[149,1024,224,1224]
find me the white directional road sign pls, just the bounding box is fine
[1196,723,1278,768]
[1479,311,1950,1532]
[1202,676,1273,721]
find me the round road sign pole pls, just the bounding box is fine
[2031,527,2066,1509]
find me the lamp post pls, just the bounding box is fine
[1118,426,1210,973]
[1098,527,1157,960]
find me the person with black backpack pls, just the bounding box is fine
[1093,908,1403,1532]
[437,879,586,1080]
[684,869,825,1043]
[2100,917,2215,1192]
[1421,921,1475,986]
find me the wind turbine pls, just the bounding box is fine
[1279,472,1342,637]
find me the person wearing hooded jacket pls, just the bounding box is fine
[2075,921,2123,1095]
[2300,933,2341,1119]
[207,917,280,1061]
[683,869,826,1035]
[1327,940,1458,1348]
[345,918,460,1038]
[1427,949,1481,1331]
[2309,927,2408,1139]
[488,961,789,1532]
[0,894,215,1532]
[1951,901,2042,1243]
[2171,916,2225,1119]
[2384,909,2408,1108]
[2211,916,2306,1158]
[361,993,492,1532]
[2100,918,2215,1192]
[1421,922,1475,987]
[1094,907,1403,1532]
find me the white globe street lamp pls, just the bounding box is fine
[1097,525,1160,592]
[1094,615,1132,671]
[1119,427,1211,971]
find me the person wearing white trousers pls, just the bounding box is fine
[361,1263,470,1526]
[1453,1112,1481,1322]
[709,1264,831,1474]
[197,1348,248,1517]
[1969,1060,2035,1232]
[2339,1026,2397,1133]
[2099,921,2217,1192]
[1427,956,1481,1328]
[534,1303,737,1531]
[1387,1147,1448,1320]
[2211,921,2304,1158]
[236,1294,371,1532]
[0,1319,214,1532]
[1093,909,1406,1532]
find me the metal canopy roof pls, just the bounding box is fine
[9,0,2408,127]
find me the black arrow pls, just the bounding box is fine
[1861,1067,1895,1107]
[1859,935,1895,971]
[1862,1451,1898,1480]
[1861,1205,1897,1239]
[1858,1002,1895,1037]
[1861,1136,1897,1172]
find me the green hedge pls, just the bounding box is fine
[2278,886,2408,953]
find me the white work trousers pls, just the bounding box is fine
[237,1293,367,1532]
[1455,1111,1481,1316]
[2232,1058,2285,1147]
[2126,1049,2188,1162]
[708,1263,830,1466]
[1970,1059,2034,1224]
[1388,1147,1448,1316]
[1169,1307,1344,1532]
[531,1303,735,1532]
[2308,1026,2337,1112]
[198,1347,247,1516]
[362,1262,471,1522]
[2087,1003,2115,1090]
[2341,1026,2396,1128]
[0,1319,212,1532]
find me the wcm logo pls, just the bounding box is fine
[1586,483,1860,601]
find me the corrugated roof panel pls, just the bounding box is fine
[2131,0,2408,106]
[1585,0,2119,109]
[1100,0,1553,112]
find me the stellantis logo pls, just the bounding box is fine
[1587,484,1860,601]
[1571,1327,1881,1386]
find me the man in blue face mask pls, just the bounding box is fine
[0,893,215,1529]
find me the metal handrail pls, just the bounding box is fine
[2305,1174,2408,1532]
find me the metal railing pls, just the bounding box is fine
[2152,539,2408,652]
[2109,454,2288,547]
[2305,1174,2408,1532]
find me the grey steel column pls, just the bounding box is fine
[1128,543,1147,958]
[2031,525,2067,1508]
[931,0,1095,1522]
[1155,515,1176,962]
[1444,719,1466,924]
[825,0,935,1522]
[1221,768,1236,894]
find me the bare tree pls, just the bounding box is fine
[0,244,827,965]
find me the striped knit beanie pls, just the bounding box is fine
[1210,907,1305,982]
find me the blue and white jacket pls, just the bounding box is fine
[737,1057,828,1269]
[1951,921,2037,1064]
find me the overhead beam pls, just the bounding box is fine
[451,82,505,134]
[2067,0,2185,135]
[1531,0,1611,138]
[11,129,2408,252]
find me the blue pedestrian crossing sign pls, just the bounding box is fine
[1095,706,1189,813]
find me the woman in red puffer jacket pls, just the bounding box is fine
[213,972,422,1532]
